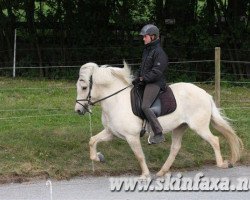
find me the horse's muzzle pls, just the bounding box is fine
[75,103,86,115]
[76,109,85,115]
[75,102,92,115]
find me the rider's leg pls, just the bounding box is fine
[141,84,164,144]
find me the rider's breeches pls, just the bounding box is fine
[141,84,163,134]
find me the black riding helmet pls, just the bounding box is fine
[139,24,159,38]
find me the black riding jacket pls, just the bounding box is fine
[136,39,168,90]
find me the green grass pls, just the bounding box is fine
[0,77,249,182]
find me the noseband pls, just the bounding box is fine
[76,75,131,114]
[75,75,94,113]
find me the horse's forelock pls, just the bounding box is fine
[79,62,98,76]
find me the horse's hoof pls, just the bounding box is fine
[97,152,105,163]
[139,175,151,181]
[154,171,166,179]
[228,162,234,168]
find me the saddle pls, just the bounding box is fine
[130,85,177,120]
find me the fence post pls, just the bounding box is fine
[13,29,17,78]
[215,47,221,107]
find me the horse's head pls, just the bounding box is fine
[75,61,132,115]
[75,62,96,115]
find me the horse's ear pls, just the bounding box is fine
[123,60,129,70]
[122,60,132,78]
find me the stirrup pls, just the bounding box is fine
[140,120,147,137]
[148,134,165,145]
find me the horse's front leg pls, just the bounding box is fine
[89,129,113,162]
[126,136,150,179]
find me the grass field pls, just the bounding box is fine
[0,77,249,183]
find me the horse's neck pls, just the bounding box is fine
[99,84,131,115]
[98,85,141,135]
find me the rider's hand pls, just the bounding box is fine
[138,77,145,86]
[132,77,145,86]
[132,77,140,85]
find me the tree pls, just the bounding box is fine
[0,0,248,79]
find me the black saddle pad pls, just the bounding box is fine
[130,85,177,119]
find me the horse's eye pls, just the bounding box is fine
[82,86,87,90]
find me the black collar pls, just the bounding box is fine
[145,39,160,50]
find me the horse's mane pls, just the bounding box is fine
[81,61,132,85]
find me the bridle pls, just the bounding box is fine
[76,75,132,114]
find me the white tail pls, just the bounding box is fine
[210,98,243,164]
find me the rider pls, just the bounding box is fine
[133,24,168,144]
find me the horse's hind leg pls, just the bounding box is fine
[156,124,187,177]
[89,129,113,162]
[192,126,229,168]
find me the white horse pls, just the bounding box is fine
[75,61,243,179]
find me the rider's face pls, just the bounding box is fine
[143,35,151,45]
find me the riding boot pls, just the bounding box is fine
[141,84,165,145]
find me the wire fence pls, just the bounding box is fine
[0,79,249,121]
[0,54,249,120]
[1,60,249,81]
[1,56,250,117]
[1,59,250,68]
